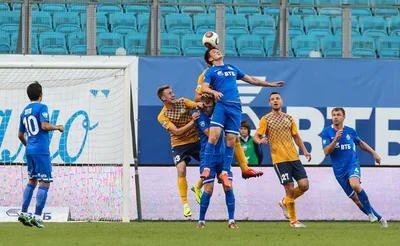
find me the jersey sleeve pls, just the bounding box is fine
[291,117,299,136]
[352,128,362,145]
[39,104,50,123]
[18,115,26,133]
[157,111,174,130]
[203,68,212,84]
[183,98,197,109]
[195,69,207,94]
[255,117,268,136]
[231,64,245,80]
[195,111,210,132]
[319,129,332,149]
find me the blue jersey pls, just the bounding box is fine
[195,110,225,157]
[19,102,51,155]
[320,125,361,177]
[203,64,245,103]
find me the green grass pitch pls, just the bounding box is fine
[0,221,399,246]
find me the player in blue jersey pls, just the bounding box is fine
[320,108,388,228]
[200,48,284,187]
[194,93,237,229]
[17,81,64,228]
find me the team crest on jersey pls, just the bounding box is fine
[200,121,205,127]
[346,134,350,140]
[42,112,48,118]
[228,66,233,70]
[323,139,326,144]
[162,121,167,127]
[180,108,186,114]
[217,71,223,76]
[25,108,32,114]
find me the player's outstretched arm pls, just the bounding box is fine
[18,132,27,146]
[293,134,311,162]
[254,133,268,145]
[168,112,200,136]
[359,140,381,165]
[41,122,64,132]
[241,75,285,87]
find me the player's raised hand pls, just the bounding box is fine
[57,125,64,132]
[195,102,203,109]
[270,81,285,87]
[191,111,200,121]
[373,153,381,165]
[335,129,343,141]
[212,90,223,101]
[304,151,312,162]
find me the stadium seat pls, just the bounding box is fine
[0,3,10,11]
[371,0,397,5]
[193,14,215,34]
[335,29,361,36]
[364,30,387,46]
[374,9,399,18]
[315,0,340,5]
[12,3,39,11]
[68,32,86,54]
[70,45,87,55]
[0,31,10,54]
[377,36,400,58]
[261,0,278,3]
[40,4,67,13]
[308,29,333,39]
[289,15,304,31]
[137,13,166,33]
[81,13,108,31]
[125,33,147,55]
[165,13,194,35]
[208,6,235,15]
[360,16,386,35]
[324,48,342,57]
[239,48,265,57]
[352,9,372,18]
[225,48,238,56]
[289,28,305,39]
[125,5,150,14]
[67,5,86,13]
[53,12,81,35]
[32,11,53,34]
[332,16,358,35]
[321,35,342,55]
[96,32,124,55]
[226,14,248,29]
[248,15,275,33]
[10,33,39,54]
[388,17,400,35]
[180,0,207,14]
[225,35,237,51]
[234,0,262,15]
[226,27,249,39]
[352,48,377,58]
[39,32,67,54]
[97,4,124,14]
[318,8,342,18]
[292,8,317,17]
[352,36,375,51]
[0,11,20,34]
[263,8,280,20]
[292,35,320,57]
[252,28,277,36]
[237,35,265,57]
[304,16,331,33]
[160,6,180,15]
[181,34,205,56]
[160,33,181,55]
[110,13,138,36]
[264,35,293,56]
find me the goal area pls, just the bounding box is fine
[0,55,138,222]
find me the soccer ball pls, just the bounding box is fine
[202,31,219,49]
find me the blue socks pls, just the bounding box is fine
[203,142,216,169]
[360,206,382,221]
[225,189,235,220]
[35,186,49,216]
[357,189,372,215]
[22,184,35,213]
[223,146,234,172]
[199,192,212,221]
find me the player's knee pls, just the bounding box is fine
[223,185,233,192]
[176,164,186,177]
[225,135,236,147]
[350,183,362,193]
[299,183,309,192]
[204,184,214,194]
[29,179,38,187]
[208,134,219,144]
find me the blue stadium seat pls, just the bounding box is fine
[96,32,124,55]
[261,0,278,3]
[226,27,249,39]
[110,13,138,36]
[263,8,280,19]
[335,29,361,36]
[332,16,358,35]
[81,12,108,31]
[12,3,39,11]
[264,35,293,56]
[39,32,67,54]
[179,0,207,14]
[125,33,147,55]
[289,28,305,39]
[352,9,372,17]
[352,36,375,51]
[161,6,180,15]
[137,13,165,33]
[289,15,304,30]
[97,4,124,14]
[160,33,181,55]
[0,31,11,54]
[315,0,340,5]
[181,34,205,56]
[0,11,20,34]
[53,12,81,35]
[371,0,397,5]
[304,16,331,33]
[364,30,387,46]
[308,29,333,39]
[193,14,215,34]
[208,6,235,15]
[165,13,193,35]
[67,5,86,13]
[292,8,317,17]
[225,49,238,56]
[377,36,400,58]
[374,8,399,18]
[40,4,67,13]
[267,48,294,57]
[360,16,386,34]
[226,14,248,30]
[388,17,400,35]
[248,15,275,33]
[225,35,237,53]
[318,8,342,18]
[32,11,53,34]
[352,48,377,58]
[67,32,86,54]
[0,3,10,11]
[234,0,262,15]
[125,5,150,14]
[292,35,320,57]
[321,35,342,56]
[237,34,265,57]
[10,33,39,54]
[252,28,276,36]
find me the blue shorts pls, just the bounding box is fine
[200,154,233,184]
[26,154,53,183]
[335,163,361,198]
[210,101,242,135]
[172,141,200,165]
[274,160,308,185]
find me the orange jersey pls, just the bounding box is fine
[157,98,199,147]
[195,68,208,94]
[256,112,299,165]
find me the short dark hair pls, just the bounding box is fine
[332,107,346,116]
[27,81,42,101]
[240,121,251,135]
[204,48,217,66]
[157,85,171,101]
[269,91,281,100]
[200,93,215,104]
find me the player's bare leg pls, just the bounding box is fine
[234,136,263,179]
[177,161,191,217]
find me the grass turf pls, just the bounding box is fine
[0,221,398,246]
